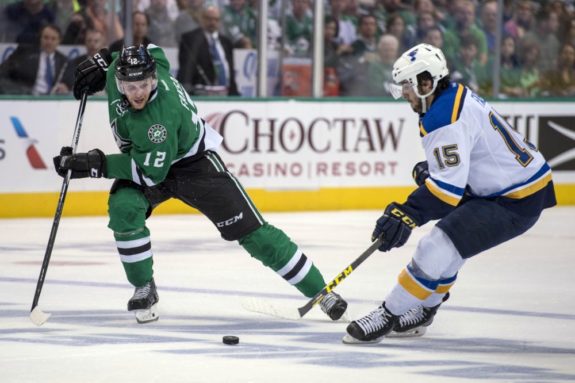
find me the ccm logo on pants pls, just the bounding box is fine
[217,212,244,227]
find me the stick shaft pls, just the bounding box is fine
[30,93,88,312]
[297,237,382,317]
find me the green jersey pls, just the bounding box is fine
[104,45,220,186]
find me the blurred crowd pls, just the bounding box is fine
[1,0,575,98]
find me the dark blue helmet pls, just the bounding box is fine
[115,45,156,82]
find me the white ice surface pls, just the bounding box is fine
[1,208,574,383]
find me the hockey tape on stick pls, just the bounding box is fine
[30,92,89,326]
[297,237,383,318]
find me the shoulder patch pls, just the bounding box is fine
[421,83,467,135]
[148,124,168,144]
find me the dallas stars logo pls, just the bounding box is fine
[148,124,167,144]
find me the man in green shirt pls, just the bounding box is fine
[53,44,348,324]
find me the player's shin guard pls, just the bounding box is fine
[240,224,326,296]
[115,233,155,287]
[240,223,348,319]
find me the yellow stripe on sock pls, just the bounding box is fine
[398,269,433,300]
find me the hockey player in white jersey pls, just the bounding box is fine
[344,43,556,344]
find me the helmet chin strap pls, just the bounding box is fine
[414,83,436,114]
[421,97,428,114]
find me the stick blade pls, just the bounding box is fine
[30,306,51,326]
[241,297,301,320]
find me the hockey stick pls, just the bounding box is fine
[297,237,383,318]
[30,92,88,326]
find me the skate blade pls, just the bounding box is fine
[134,303,159,324]
[342,334,384,345]
[387,326,427,338]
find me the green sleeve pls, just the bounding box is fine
[105,153,133,180]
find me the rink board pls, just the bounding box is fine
[0,98,574,217]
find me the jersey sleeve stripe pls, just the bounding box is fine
[424,178,462,206]
[419,121,428,137]
[450,84,466,123]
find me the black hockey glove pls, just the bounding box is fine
[372,203,418,252]
[412,160,429,187]
[73,48,112,100]
[53,146,106,179]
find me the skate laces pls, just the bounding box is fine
[133,283,151,299]
[356,305,393,335]
[398,306,427,327]
[320,292,341,314]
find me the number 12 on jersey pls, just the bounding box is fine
[143,151,166,167]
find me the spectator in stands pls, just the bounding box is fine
[1,0,55,45]
[50,0,76,34]
[0,24,68,95]
[377,0,416,29]
[415,11,438,43]
[188,0,205,24]
[285,0,313,57]
[526,8,561,72]
[146,0,177,47]
[136,0,179,20]
[337,14,380,97]
[443,0,488,65]
[342,0,363,28]
[174,0,202,44]
[221,0,256,48]
[324,15,342,96]
[109,11,152,53]
[61,28,105,93]
[497,35,522,98]
[549,0,572,34]
[561,16,575,47]
[422,25,444,51]
[371,0,388,36]
[351,14,379,57]
[451,35,485,93]
[540,42,575,97]
[63,0,124,45]
[505,0,536,40]
[480,0,499,56]
[177,5,240,96]
[515,38,542,97]
[327,0,356,46]
[413,0,445,34]
[366,33,400,97]
[386,13,416,54]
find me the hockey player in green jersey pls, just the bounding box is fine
[53,44,347,323]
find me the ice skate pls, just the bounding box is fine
[319,291,348,320]
[391,292,449,336]
[127,278,159,324]
[343,302,398,344]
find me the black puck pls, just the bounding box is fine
[222,335,239,345]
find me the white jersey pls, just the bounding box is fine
[420,83,552,207]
